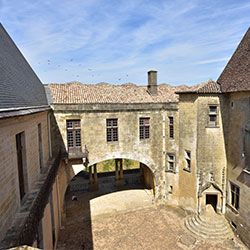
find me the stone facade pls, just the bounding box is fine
[48,79,250,248]
[222,91,250,247]
[0,112,65,249]
[0,111,49,241]
[0,23,62,250]
[51,103,179,201]
[178,94,227,212]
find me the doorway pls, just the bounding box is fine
[206,194,217,211]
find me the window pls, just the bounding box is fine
[184,150,191,172]
[208,105,218,127]
[106,118,118,142]
[230,182,240,210]
[166,153,175,172]
[38,123,44,170]
[139,117,150,140]
[169,116,174,139]
[66,120,81,149]
[16,132,28,201]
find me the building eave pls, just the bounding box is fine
[0,105,51,119]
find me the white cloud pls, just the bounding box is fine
[0,0,249,85]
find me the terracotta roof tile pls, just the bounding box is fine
[46,82,197,104]
[176,80,221,94]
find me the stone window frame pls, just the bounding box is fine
[66,119,81,150]
[207,104,219,128]
[139,117,150,140]
[166,153,176,173]
[169,116,174,139]
[106,118,118,142]
[230,182,240,210]
[184,150,191,172]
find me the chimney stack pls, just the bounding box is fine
[147,70,157,95]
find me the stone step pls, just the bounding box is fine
[187,218,228,236]
[197,213,226,224]
[185,216,234,240]
[185,222,231,240]
[192,215,229,230]
[188,217,231,235]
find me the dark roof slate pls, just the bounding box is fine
[217,27,250,92]
[0,24,48,110]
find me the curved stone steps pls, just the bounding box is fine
[185,217,233,239]
[192,215,229,230]
[185,205,234,240]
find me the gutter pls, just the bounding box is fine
[0,105,51,119]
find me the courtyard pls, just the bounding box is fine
[57,187,247,250]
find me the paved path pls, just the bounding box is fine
[57,189,247,250]
[90,189,153,217]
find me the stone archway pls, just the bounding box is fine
[88,151,158,198]
[56,151,159,225]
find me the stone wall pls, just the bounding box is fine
[223,91,250,248]
[50,92,250,247]
[51,103,180,202]
[196,95,227,213]
[164,109,179,205]
[178,94,198,211]
[178,94,227,212]
[0,111,50,242]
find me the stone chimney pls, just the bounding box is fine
[147,70,157,95]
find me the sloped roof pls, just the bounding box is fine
[0,24,48,110]
[176,80,221,94]
[46,82,197,104]
[217,27,250,92]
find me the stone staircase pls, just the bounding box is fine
[185,205,234,240]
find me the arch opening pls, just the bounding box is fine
[57,158,156,249]
[66,158,155,197]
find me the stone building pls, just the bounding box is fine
[0,22,249,249]
[217,27,250,247]
[0,24,63,250]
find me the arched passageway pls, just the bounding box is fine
[57,159,155,249]
[67,158,155,196]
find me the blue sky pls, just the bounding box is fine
[0,0,250,85]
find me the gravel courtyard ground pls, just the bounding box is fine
[57,188,247,250]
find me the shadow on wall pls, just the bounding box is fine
[50,112,66,157]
